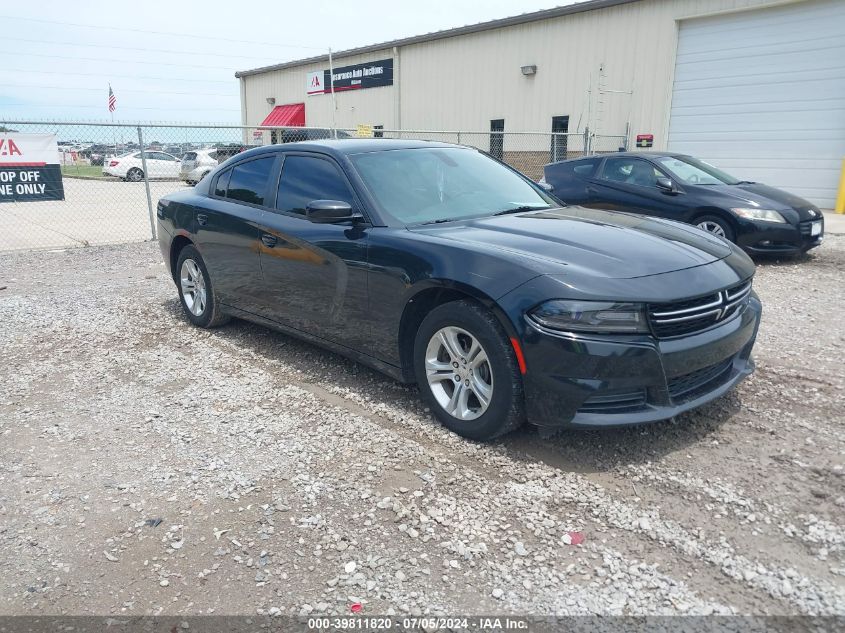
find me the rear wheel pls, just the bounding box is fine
[126,167,144,182]
[694,214,735,243]
[175,245,229,328]
[414,300,524,441]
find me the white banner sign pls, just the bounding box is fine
[0,133,64,202]
[0,132,61,166]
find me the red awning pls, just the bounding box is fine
[260,103,305,127]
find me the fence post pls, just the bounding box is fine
[137,126,156,240]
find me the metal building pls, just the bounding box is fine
[236,0,845,207]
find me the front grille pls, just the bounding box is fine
[667,357,734,402]
[578,389,647,414]
[648,279,752,338]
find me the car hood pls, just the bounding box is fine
[690,183,820,222]
[409,206,734,280]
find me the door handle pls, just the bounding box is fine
[197,213,208,226]
[261,233,278,248]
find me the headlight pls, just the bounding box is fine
[731,208,787,223]
[529,300,649,334]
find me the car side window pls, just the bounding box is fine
[225,157,275,206]
[214,168,231,197]
[276,155,355,215]
[600,158,662,187]
[572,158,600,177]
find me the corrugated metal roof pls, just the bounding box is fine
[235,0,639,78]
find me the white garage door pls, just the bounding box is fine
[668,0,845,208]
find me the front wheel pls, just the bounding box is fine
[414,299,524,441]
[694,214,735,243]
[175,245,229,328]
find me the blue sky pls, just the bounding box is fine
[0,0,577,124]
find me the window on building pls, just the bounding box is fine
[490,119,504,160]
[374,125,384,139]
[551,115,569,162]
[226,157,275,205]
[276,155,355,215]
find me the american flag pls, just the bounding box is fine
[108,84,116,112]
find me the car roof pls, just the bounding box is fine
[231,138,470,161]
[555,151,691,164]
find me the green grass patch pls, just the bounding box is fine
[61,164,106,178]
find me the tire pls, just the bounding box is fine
[175,245,229,328]
[126,167,144,182]
[693,214,735,243]
[413,299,524,441]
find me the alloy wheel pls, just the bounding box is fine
[696,220,726,237]
[180,259,207,316]
[424,326,493,421]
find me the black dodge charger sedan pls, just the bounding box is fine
[542,152,824,256]
[157,140,761,440]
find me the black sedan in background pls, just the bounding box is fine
[157,140,761,441]
[542,152,824,256]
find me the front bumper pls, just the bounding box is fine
[520,294,761,429]
[736,217,823,255]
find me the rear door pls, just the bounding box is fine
[257,152,370,350]
[588,156,684,218]
[194,155,279,314]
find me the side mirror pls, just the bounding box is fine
[306,200,360,223]
[537,179,554,193]
[656,176,676,194]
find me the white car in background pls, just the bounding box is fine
[103,151,181,181]
[180,147,246,185]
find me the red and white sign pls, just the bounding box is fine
[0,133,60,166]
[306,70,324,96]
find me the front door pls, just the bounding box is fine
[257,152,370,350]
[588,156,683,218]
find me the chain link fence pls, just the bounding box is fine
[0,120,629,252]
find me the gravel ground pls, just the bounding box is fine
[0,237,843,618]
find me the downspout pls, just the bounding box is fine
[393,46,401,130]
[239,76,248,144]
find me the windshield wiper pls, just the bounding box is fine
[418,217,460,226]
[492,205,551,216]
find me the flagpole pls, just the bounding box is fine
[109,84,117,157]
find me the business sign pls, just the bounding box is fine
[306,58,393,96]
[0,133,64,202]
[636,134,654,148]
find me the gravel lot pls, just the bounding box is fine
[0,237,843,618]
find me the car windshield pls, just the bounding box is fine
[350,147,555,225]
[655,156,741,186]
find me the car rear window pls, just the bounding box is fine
[182,152,197,161]
[224,157,275,206]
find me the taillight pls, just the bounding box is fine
[110,160,119,166]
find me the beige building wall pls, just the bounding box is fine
[240,0,802,149]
